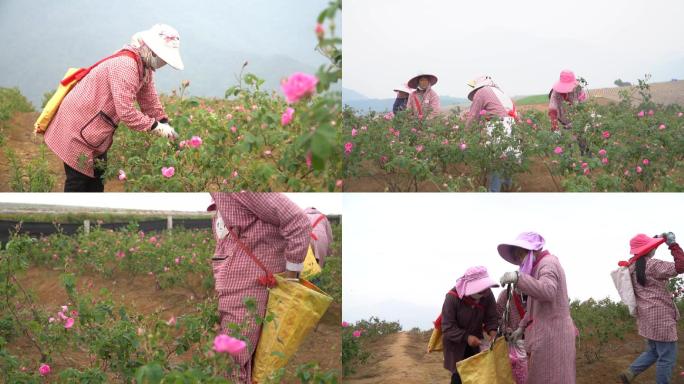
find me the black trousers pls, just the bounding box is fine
[63,153,107,192]
[451,345,479,384]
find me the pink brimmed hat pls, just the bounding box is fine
[552,70,578,93]
[498,232,546,265]
[407,74,438,89]
[630,234,665,257]
[454,266,499,297]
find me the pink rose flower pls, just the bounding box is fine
[149,236,157,244]
[637,110,645,117]
[213,334,247,355]
[642,159,650,165]
[344,142,354,155]
[554,146,563,155]
[39,364,51,376]
[583,168,590,175]
[581,162,588,169]
[648,110,654,116]
[353,330,362,338]
[116,250,125,260]
[598,149,607,157]
[315,23,325,38]
[351,128,358,137]
[442,139,449,145]
[230,126,237,133]
[167,316,176,326]
[281,72,318,103]
[415,145,424,153]
[118,170,126,181]
[678,112,683,117]
[526,119,533,125]
[341,321,349,327]
[384,112,394,120]
[64,317,75,329]
[335,179,344,188]
[281,107,295,126]
[161,167,175,178]
[175,258,180,265]
[602,131,610,139]
[479,109,487,116]
[306,152,312,169]
[659,124,666,130]
[460,142,467,151]
[48,317,55,323]
[189,136,203,148]
[636,166,643,174]
[602,157,609,165]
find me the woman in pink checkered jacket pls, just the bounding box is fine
[620,233,684,384]
[207,193,311,383]
[44,24,184,192]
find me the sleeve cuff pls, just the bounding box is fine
[286,261,304,272]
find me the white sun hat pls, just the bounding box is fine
[140,24,184,70]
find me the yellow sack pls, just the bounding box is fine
[456,337,515,384]
[252,274,333,383]
[300,245,321,280]
[427,327,443,352]
[34,68,81,135]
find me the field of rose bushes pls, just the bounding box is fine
[343,80,684,192]
[0,221,342,383]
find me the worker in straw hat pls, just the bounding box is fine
[466,75,519,192]
[619,232,684,384]
[498,232,576,384]
[392,85,411,114]
[44,24,184,192]
[207,193,310,383]
[441,265,499,384]
[406,73,440,119]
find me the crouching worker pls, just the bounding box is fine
[208,193,311,383]
[620,232,684,384]
[44,24,183,192]
[442,266,499,384]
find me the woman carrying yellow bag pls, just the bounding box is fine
[208,193,311,384]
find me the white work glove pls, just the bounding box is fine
[509,327,525,343]
[500,271,519,286]
[152,122,179,140]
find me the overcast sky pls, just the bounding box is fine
[0,193,342,215]
[343,193,684,330]
[343,0,684,99]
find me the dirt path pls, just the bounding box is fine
[347,330,684,383]
[0,112,125,191]
[345,332,450,384]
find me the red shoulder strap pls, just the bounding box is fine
[60,50,138,86]
[309,214,327,241]
[512,293,526,318]
[412,93,423,117]
[228,227,276,288]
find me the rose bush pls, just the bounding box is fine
[344,78,684,192]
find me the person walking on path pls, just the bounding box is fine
[499,232,576,384]
[45,24,183,192]
[619,232,684,384]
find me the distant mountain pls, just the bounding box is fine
[343,88,368,100]
[343,93,469,113]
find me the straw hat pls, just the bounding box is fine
[407,74,438,89]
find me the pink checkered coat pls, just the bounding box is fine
[304,207,333,267]
[517,252,576,384]
[406,87,440,118]
[628,243,684,342]
[44,46,167,177]
[210,193,310,383]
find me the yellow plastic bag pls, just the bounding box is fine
[34,68,80,135]
[252,274,333,383]
[427,327,443,352]
[300,245,321,280]
[456,337,515,384]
